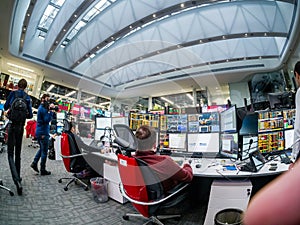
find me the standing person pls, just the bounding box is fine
[134,125,193,193]
[30,94,55,175]
[4,78,33,195]
[291,61,300,167]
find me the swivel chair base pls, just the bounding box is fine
[58,176,89,191]
[123,213,181,225]
[0,180,14,196]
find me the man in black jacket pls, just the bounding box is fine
[4,78,33,195]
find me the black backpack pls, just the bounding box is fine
[9,91,28,124]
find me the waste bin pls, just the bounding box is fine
[214,208,243,225]
[90,177,109,203]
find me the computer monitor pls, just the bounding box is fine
[239,112,259,136]
[241,135,258,161]
[168,133,186,150]
[258,131,284,154]
[220,105,237,133]
[187,133,220,152]
[219,133,239,159]
[284,129,294,149]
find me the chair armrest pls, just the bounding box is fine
[119,182,189,206]
[60,152,88,159]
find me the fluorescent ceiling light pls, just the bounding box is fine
[7,69,32,79]
[84,96,95,102]
[161,97,174,105]
[99,101,111,106]
[7,62,34,72]
[46,84,55,92]
[186,93,194,101]
[65,90,76,97]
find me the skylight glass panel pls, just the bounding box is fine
[51,0,66,7]
[36,0,65,37]
[61,0,117,47]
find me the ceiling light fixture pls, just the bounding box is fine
[65,90,76,97]
[47,84,55,92]
[8,70,32,79]
[7,62,34,72]
[161,97,174,105]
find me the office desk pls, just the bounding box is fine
[177,157,289,177]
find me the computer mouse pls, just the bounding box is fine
[195,164,201,168]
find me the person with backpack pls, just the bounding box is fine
[30,93,55,176]
[4,78,33,195]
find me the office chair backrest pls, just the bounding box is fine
[61,132,71,172]
[61,131,86,173]
[113,124,137,150]
[118,153,164,218]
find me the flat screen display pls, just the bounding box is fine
[169,133,186,150]
[220,105,237,132]
[284,129,294,149]
[187,133,220,152]
[241,135,258,160]
[219,132,239,159]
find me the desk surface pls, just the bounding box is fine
[92,151,289,178]
[172,156,289,178]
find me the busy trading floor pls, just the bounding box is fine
[0,136,205,225]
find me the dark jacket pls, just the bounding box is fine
[4,89,33,122]
[35,103,54,138]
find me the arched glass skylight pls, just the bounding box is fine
[61,0,118,48]
[36,0,66,39]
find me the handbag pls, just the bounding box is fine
[48,147,55,160]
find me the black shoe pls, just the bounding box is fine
[15,181,22,196]
[41,170,51,176]
[30,162,39,173]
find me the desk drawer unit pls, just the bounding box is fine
[203,180,252,225]
[103,163,128,204]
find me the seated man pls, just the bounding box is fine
[134,125,193,193]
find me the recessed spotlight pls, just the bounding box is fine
[180,3,184,8]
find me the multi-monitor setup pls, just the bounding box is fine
[164,104,294,162]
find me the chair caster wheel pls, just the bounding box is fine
[0,180,3,185]
[9,191,14,196]
[64,187,68,191]
[123,215,129,220]
[58,179,62,183]
[84,187,89,191]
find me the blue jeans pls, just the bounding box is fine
[33,135,50,171]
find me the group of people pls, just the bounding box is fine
[3,62,300,224]
[4,79,55,195]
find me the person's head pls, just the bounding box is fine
[69,122,76,133]
[17,78,27,90]
[41,93,50,102]
[135,125,157,151]
[294,61,300,87]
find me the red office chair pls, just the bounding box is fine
[117,152,189,225]
[58,131,89,191]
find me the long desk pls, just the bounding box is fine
[90,151,289,224]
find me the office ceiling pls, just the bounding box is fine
[1,0,300,101]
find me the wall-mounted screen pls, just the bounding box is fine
[187,133,219,152]
[219,133,239,159]
[220,105,237,132]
